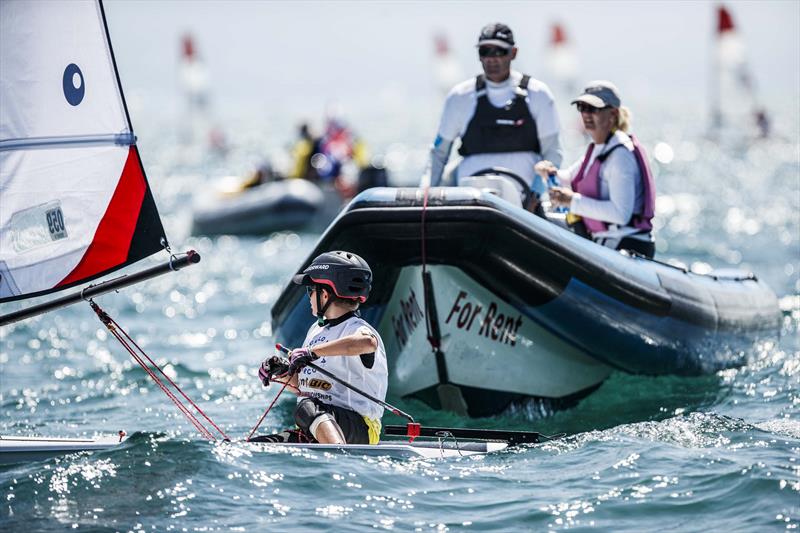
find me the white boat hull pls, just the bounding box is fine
[378,265,613,408]
[247,439,507,458]
[0,435,127,465]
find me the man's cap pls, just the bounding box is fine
[571,80,622,109]
[477,23,515,49]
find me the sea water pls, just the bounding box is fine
[1,102,799,531]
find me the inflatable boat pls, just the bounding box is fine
[270,186,781,417]
[191,178,343,236]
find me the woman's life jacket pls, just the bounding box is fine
[570,133,656,235]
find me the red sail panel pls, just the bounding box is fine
[717,6,735,34]
[551,24,566,46]
[57,146,146,287]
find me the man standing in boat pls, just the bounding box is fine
[423,23,563,211]
[257,251,388,445]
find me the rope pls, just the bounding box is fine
[106,313,230,439]
[435,430,463,457]
[421,185,429,273]
[246,379,292,441]
[420,186,437,349]
[89,300,229,441]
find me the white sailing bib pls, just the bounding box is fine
[297,315,388,420]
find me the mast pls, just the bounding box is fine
[98,0,135,133]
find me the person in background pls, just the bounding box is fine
[289,122,322,181]
[240,160,284,190]
[315,118,372,198]
[256,251,388,445]
[423,22,563,212]
[535,81,656,258]
[357,156,389,193]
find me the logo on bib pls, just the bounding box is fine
[307,378,332,391]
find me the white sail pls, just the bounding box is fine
[0,0,166,302]
[711,4,770,137]
[433,32,463,97]
[179,33,210,114]
[544,22,578,99]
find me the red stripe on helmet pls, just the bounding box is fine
[310,278,367,303]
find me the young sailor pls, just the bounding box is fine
[535,81,656,258]
[257,251,388,445]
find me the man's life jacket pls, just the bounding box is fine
[458,74,541,157]
[570,133,656,235]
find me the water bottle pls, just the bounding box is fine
[547,172,568,213]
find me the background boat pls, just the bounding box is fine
[191,177,344,236]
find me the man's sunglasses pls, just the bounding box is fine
[576,102,609,114]
[478,46,510,58]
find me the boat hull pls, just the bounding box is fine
[0,435,127,465]
[246,439,507,458]
[191,179,342,236]
[271,187,781,416]
[377,265,612,414]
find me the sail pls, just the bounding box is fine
[711,5,769,137]
[178,33,208,146]
[545,22,578,99]
[433,32,463,97]
[0,0,167,303]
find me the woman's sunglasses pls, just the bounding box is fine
[478,46,510,58]
[576,102,609,114]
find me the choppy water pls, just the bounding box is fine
[1,110,799,531]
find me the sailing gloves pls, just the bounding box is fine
[259,356,289,386]
[258,347,318,386]
[288,347,319,375]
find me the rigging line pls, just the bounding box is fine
[421,186,429,273]
[246,380,291,442]
[420,186,434,348]
[106,325,215,440]
[106,313,230,440]
[118,332,214,440]
[104,320,215,440]
[108,327,216,441]
[89,300,227,441]
[125,341,215,440]
[435,430,463,457]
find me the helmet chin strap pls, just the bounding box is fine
[315,286,333,326]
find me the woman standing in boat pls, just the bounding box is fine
[257,251,388,445]
[535,81,656,258]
